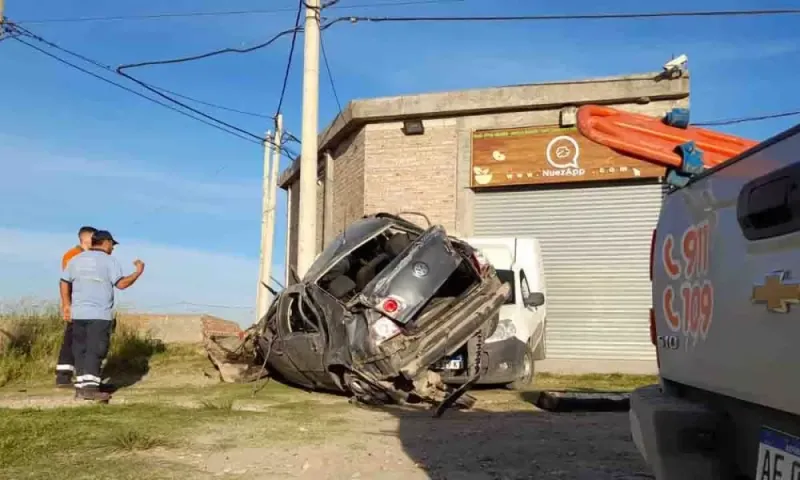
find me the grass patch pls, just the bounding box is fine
[0,400,343,478]
[199,398,234,410]
[0,305,167,388]
[534,373,657,392]
[109,429,170,452]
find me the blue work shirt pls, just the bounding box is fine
[60,249,124,321]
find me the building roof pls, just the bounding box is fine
[278,70,690,188]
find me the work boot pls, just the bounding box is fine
[75,387,111,403]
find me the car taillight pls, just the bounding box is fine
[376,295,405,318]
[382,298,399,314]
[649,228,657,281]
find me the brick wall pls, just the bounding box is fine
[329,128,367,243]
[316,172,325,254]
[287,182,300,279]
[363,119,459,230]
[284,93,688,262]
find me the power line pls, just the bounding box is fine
[697,110,800,127]
[343,8,800,23]
[320,31,344,116]
[8,33,264,147]
[6,23,278,121]
[8,22,298,156]
[16,0,464,24]
[116,27,301,70]
[9,23,292,155]
[108,8,800,75]
[275,0,304,117]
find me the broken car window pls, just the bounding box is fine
[305,217,395,282]
[495,269,516,305]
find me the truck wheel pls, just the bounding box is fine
[506,344,535,391]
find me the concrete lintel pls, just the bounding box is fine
[278,71,690,188]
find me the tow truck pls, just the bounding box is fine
[578,104,800,479]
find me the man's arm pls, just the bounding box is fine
[59,263,73,321]
[115,259,145,290]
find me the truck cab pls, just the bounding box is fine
[630,123,800,479]
[438,237,547,389]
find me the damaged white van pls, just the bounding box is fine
[437,237,547,390]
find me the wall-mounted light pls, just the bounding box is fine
[559,106,578,127]
[402,119,425,136]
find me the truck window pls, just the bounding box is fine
[495,269,516,305]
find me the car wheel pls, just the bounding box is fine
[506,343,535,391]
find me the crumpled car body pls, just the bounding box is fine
[252,213,509,414]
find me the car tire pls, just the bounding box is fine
[506,342,535,391]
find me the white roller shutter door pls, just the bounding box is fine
[472,182,667,361]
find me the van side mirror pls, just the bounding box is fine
[524,292,545,308]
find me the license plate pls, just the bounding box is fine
[756,427,800,479]
[440,355,464,370]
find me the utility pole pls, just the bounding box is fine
[255,129,274,323]
[264,115,282,290]
[296,0,321,278]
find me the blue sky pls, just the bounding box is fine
[1,0,798,325]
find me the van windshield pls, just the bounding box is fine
[495,269,516,305]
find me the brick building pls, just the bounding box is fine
[278,70,690,374]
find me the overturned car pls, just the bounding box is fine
[218,213,509,414]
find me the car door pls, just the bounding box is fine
[280,292,329,389]
[268,292,316,389]
[519,269,545,349]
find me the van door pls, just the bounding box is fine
[519,269,545,350]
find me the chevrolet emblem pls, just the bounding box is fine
[752,271,800,313]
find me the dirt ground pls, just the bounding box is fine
[0,347,653,480]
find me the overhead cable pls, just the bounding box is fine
[9,33,265,146]
[8,23,296,155]
[342,8,800,23]
[16,0,465,24]
[320,31,344,116]
[275,0,304,118]
[697,110,800,126]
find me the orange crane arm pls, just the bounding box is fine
[576,105,758,169]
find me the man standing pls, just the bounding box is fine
[60,230,145,401]
[56,225,97,388]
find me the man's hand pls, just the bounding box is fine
[133,259,145,274]
[61,304,71,322]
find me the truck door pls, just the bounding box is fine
[654,125,800,417]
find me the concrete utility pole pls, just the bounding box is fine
[296,0,321,278]
[264,115,282,288]
[255,129,275,323]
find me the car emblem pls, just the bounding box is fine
[752,270,800,313]
[412,262,429,278]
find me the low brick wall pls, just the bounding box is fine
[116,313,243,344]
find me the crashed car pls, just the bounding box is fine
[249,212,509,414]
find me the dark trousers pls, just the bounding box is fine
[56,322,75,382]
[71,320,112,390]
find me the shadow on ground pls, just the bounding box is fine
[103,324,166,390]
[358,391,652,480]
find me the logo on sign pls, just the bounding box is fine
[543,135,585,177]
